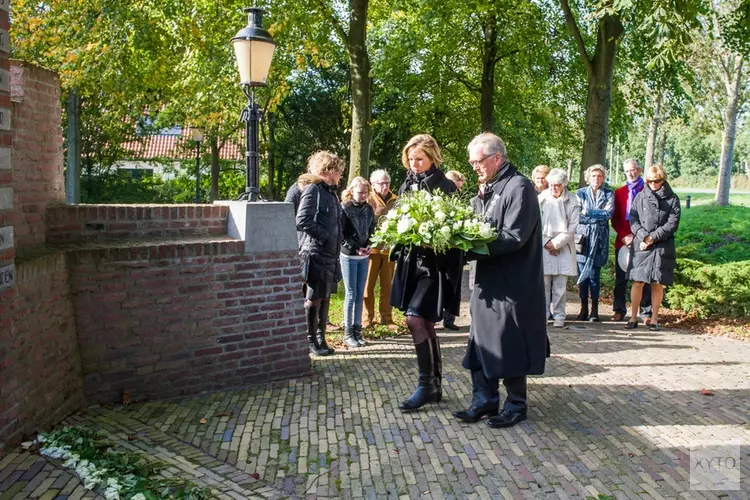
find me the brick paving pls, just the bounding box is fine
[2,296,749,499]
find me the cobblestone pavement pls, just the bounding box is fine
[2,297,749,499]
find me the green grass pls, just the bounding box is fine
[677,191,750,207]
[675,204,750,264]
[327,284,408,339]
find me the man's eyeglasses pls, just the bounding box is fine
[469,153,496,168]
[373,181,390,185]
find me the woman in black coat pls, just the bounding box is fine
[626,164,681,331]
[296,151,346,356]
[390,134,462,411]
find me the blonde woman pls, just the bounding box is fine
[532,165,551,193]
[391,134,461,411]
[538,169,580,327]
[340,177,376,347]
[626,165,680,331]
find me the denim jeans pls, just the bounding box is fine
[340,254,370,329]
[577,262,601,300]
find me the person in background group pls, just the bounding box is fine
[532,165,550,194]
[445,170,466,191]
[611,159,651,322]
[363,170,398,329]
[626,164,681,331]
[340,177,376,348]
[441,170,467,331]
[538,169,580,328]
[391,134,462,412]
[575,164,614,322]
[296,151,345,357]
[455,132,547,429]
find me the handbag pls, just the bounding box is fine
[574,233,587,254]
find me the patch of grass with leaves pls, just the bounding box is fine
[39,426,214,499]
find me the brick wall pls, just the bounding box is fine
[10,61,64,248]
[0,253,85,449]
[46,204,228,244]
[68,244,308,403]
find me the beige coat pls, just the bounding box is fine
[538,189,580,277]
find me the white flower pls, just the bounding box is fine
[479,222,495,238]
[434,210,446,222]
[385,209,398,219]
[131,494,147,500]
[397,216,414,234]
[418,222,433,236]
[439,226,451,237]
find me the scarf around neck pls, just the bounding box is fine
[626,176,644,221]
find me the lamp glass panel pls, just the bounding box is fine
[233,39,275,84]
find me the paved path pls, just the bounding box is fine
[2,299,749,499]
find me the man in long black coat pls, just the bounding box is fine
[454,132,548,429]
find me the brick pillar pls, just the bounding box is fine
[0,0,18,450]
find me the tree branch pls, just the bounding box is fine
[445,63,481,93]
[494,48,520,64]
[313,0,348,45]
[559,0,593,79]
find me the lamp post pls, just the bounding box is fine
[231,7,276,201]
[190,128,204,203]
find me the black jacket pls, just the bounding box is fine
[390,166,462,322]
[465,162,548,379]
[295,176,342,283]
[340,200,376,256]
[398,166,457,196]
[628,182,681,285]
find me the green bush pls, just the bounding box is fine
[668,259,750,318]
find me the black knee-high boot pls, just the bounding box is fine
[306,304,330,357]
[399,340,439,411]
[576,295,588,321]
[316,299,335,354]
[430,337,442,402]
[589,299,600,322]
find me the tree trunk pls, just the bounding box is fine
[715,55,743,206]
[573,13,624,186]
[347,0,371,183]
[657,127,667,166]
[480,10,498,133]
[267,111,276,199]
[210,137,220,201]
[644,92,662,169]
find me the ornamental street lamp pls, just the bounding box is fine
[190,128,204,203]
[231,7,276,201]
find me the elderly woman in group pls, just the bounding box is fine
[626,164,680,331]
[391,134,462,412]
[538,168,580,328]
[574,164,614,322]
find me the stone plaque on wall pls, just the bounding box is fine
[0,29,8,53]
[0,187,12,210]
[0,107,10,131]
[0,147,9,170]
[0,264,14,292]
[0,0,9,13]
[0,226,12,251]
[0,69,8,93]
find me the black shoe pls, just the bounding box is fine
[487,409,527,428]
[316,332,335,355]
[625,320,638,329]
[648,323,660,331]
[588,300,599,322]
[452,404,498,423]
[443,322,459,331]
[308,337,331,357]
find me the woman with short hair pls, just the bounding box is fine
[538,168,580,327]
[296,151,346,356]
[575,164,614,322]
[626,165,680,331]
[532,165,551,193]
